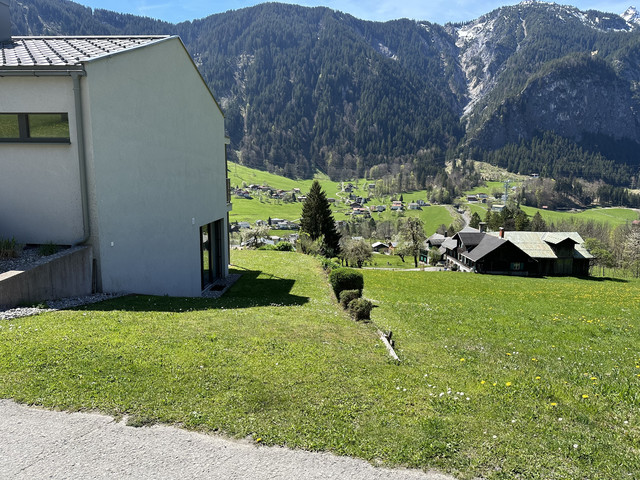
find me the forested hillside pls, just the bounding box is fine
[7,0,640,191]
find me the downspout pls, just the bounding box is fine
[71,70,91,245]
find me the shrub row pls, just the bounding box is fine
[329,267,371,321]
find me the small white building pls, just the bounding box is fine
[0,2,231,297]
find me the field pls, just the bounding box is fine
[228,162,456,234]
[467,202,638,228]
[1,250,639,479]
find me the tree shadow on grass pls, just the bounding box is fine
[76,267,309,313]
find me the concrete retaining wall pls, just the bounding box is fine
[0,247,92,309]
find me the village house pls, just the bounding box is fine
[371,242,389,253]
[390,201,404,211]
[0,2,231,298]
[444,226,592,276]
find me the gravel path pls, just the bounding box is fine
[0,400,456,480]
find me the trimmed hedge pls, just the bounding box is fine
[347,298,373,321]
[339,289,361,309]
[329,268,364,298]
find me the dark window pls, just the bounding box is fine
[0,113,70,143]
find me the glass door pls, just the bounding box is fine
[200,224,212,289]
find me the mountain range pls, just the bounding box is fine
[7,0,640,187]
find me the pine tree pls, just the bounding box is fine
[469,212,482,229]
[530,211,547,231]
[300,180,341,256]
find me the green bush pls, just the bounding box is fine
[257,244,277,250]
[318,256,340,272]
[274,241,294,251]
[329,268,364,298]
[347,298,373,321]
[339,289,361,309]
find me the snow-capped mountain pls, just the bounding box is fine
[622,6,640,25]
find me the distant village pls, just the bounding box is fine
[230,180,593,277]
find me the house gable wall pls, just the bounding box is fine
[0,76,84,244]
[82,37,229,296]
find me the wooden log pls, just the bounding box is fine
[377,329,400,361]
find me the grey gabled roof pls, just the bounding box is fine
[427,233,445,246]
[487,231,593,260]
[454,226,484,249]
[461,235,508,262]
[441,237,457,250]
[0,36,170,70]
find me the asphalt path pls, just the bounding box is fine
[0,400,457,480]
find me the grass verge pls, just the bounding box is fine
[1,251,639,479]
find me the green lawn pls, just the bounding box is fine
[2,251,639,479]
[368,252,418,269]
[520,206,639,228]
[464,181,506,196]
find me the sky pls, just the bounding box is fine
[73,0,636,25]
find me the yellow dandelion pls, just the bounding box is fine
[582,394,589,399]
[506,382,512,387]
[460,358,465,362]
[481,380,486,384]
[590,377,597,380]
[493,382,497,386]
[506,353,512,356]
[532,358,537,361]
[550,402,557,406]
[535,376,541,380]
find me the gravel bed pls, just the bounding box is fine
[0,292,129,320]
[0,245,84,275]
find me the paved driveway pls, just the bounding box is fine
[0,400,456,480]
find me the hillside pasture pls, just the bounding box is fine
[466,202,638,229]
[0,251,638,479]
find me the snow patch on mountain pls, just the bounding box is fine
[622,6,640,25]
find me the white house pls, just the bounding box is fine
[0,2,231,297]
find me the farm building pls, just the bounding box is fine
[0,2,231,297]
[445,227,592,276]
[371,242,389,253]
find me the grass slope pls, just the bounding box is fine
[468,202,639,229]
[228,162,456,232]
[2,254,638,479]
